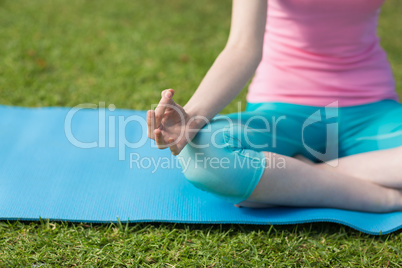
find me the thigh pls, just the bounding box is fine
[218,109,303,156]
[340,100,402,157]
[241,102,331,160]
[178,105,321,203]
[181,108,300,162]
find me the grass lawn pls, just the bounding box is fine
[1,0,402,266]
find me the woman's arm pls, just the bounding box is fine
[149,0,267,155]
[183,0,267,125]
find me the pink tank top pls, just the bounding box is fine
[247,0,399,107]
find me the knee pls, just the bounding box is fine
[177,121,266,203]
[178,121,229,197]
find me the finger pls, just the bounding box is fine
[147,110,156,139]
[168,137,180,156]
[154,129,167,149]
[155,89,175,127]
[147,110,153,139]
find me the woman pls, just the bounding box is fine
[147,0,402,212]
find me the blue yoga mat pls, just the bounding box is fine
[1,105,402,235]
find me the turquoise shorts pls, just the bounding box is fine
[178,100,402,204]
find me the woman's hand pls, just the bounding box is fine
[147,1,267,155]
[147,89,203,155]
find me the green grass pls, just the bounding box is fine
[1,0,402,266]
[1,221,401,267]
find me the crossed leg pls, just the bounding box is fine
[318,146,402,188]
[238,149,402,212]
[180,101,402,212]
[238,101,402,212]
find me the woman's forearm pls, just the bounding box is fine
[183,0,267,129]
[183,45,262,126]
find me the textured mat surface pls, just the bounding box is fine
[1,105,402,235]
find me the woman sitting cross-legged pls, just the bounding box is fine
[147,0,402,212]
